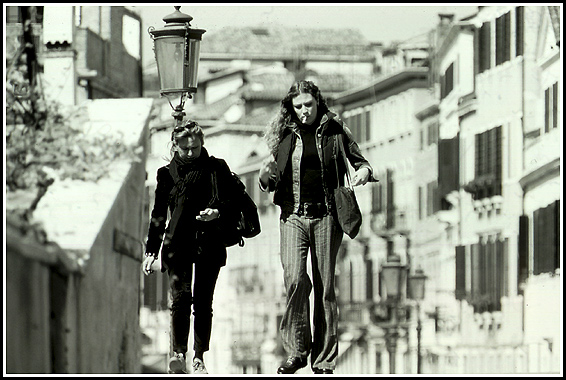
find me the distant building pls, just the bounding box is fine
[325,5,561,374]
[5,5,144,106]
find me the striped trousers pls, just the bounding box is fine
[279,212,343,371]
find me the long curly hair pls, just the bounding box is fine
[263,80,329,156]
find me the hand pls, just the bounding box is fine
[142,255,157,276]
[352,167,370,187]
[196,208,220,222]
[259,156,277,186]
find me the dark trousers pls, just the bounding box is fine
[168,262,221,355]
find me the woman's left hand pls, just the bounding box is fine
[196,208,220,221]
[352,167,371,187]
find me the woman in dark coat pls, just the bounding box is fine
[142,121,239,374]
[259,80,375,374]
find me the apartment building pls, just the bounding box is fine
[328,5,561,374]
[6,5,143,106]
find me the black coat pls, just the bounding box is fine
[145,151,239,270]
[263,111,374,210]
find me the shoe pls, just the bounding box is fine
[313,368,334,374]
[192,358,208,374]
[277,356,308,374]
[168,352,187,374]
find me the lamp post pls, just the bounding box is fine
[380,254,407,374]
[408,268,427,374]
[148,6,206,129]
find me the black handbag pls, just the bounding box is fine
[333,134,362,239]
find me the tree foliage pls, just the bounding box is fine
[6,53,139,193]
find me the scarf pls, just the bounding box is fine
[168,148,211,209]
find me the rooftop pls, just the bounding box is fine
[201,25,374,61]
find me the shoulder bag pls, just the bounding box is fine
[333,133,362,239]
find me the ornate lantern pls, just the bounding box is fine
[148,6,206,127]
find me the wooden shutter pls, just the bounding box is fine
[534,201,558,274]
[470,243,481,307]
[365,109,371,142]
[496,14,504,65]
[504,12,511,62]
[455,245,466,300]
[515,7,524,57]
[479,22,491,73]
[386,169,394,229]
[518,215,529,287]
[438,135,460,199]
[545,87,551,133]
[552,82,558,130]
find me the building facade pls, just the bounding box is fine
[6,5,143,107]
[330,5,561,374]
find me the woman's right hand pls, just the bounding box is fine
[259,156,277,187]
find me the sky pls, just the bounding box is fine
[135,4,479,66]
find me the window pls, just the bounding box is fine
[478,22,491,73]
[440,63,454,99]
[468,126,502,200]
[437,135,460,205]
[457,237,508,312]
[371,181,383,214]
[544,82,559,133]
[418,186,423,220]
[495,12,511,66]
[533,200,560,275]
[365,109,371,142]
[426,181,438,216]
[515,7,524,57]
[427,121,439,146]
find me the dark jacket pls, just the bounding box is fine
[262,111,374,212]
[145,150,239,270]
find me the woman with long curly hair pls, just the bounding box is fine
[259,80,375,374]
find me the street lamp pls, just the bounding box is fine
[380,254,407,374]
[148,6,206,128]
[408,268,427,374]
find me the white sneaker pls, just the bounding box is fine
[192,358,208,374]
[168,352,187,374]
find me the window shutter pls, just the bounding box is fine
[471,243,481,306]
[386,169,394,229]
[534,202,558,275]
[518,215,529,286]
[515,7,524,57]
[455,245,466,300]
[545,87,551,133]
[479,22,491,73]
[365,109,371,142]
[418,186,423,220]
[496,14,504,65]
[504,12,511,62]
[552,82,558,130]
[371,181,383,214]
[554,200,560,270]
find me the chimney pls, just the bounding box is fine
[438,13,455,26]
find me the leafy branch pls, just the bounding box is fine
[6,52,140,198]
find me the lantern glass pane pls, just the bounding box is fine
[154,36,185,94]
[185,39,201,90]
[381,266,404,299]
[409,277,426,300]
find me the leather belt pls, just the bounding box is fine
[296,202,328,219]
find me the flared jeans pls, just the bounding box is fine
[168,262,221,355]
[279,212,343,371]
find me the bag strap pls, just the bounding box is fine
[334,133,353,189]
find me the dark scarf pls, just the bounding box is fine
[169,148,211,209]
